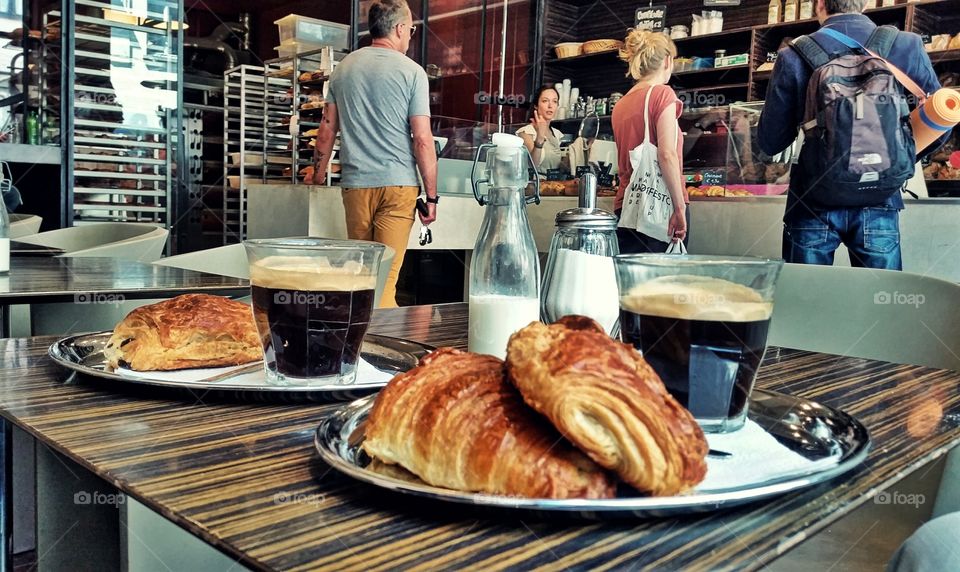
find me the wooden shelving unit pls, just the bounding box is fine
[539,0,959,104]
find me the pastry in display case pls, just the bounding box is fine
[681,102,798,198]
[725,102,796,197]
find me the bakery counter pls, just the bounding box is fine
[247,184,960,283]
[686,196,960,283]
[246,183,614,253]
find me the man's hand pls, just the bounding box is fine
[418,201,437,226]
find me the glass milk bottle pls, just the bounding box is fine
[468,133,541,358]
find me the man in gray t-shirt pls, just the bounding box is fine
[310,0,437,308]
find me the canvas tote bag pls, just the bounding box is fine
[617,87,676,243]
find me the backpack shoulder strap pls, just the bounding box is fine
[790,35,832,70]
[866,25,898,59]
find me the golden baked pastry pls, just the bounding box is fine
[506,316,708,496]
[104,294,262,371]
[362,347,616,499]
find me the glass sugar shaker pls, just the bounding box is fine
[541,173,620,335]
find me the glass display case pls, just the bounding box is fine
[682,101,797,198]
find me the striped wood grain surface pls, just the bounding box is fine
[0,303,958,571]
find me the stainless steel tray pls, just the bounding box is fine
[315,390,871,516]
[49,332,433,402]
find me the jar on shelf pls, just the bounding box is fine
[669,25,689,40]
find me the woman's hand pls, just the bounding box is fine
[668,207,687,243]
[531,109,551,142]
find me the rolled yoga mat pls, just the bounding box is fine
[912,88,960,153]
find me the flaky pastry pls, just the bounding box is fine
[506,316,708,496]
[104,294,262,371]
[362,348,616,499]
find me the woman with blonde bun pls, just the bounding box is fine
[613,29,688,253]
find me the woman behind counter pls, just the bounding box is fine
[613,30,688,253]
[517,86,565,171]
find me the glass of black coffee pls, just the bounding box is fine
[614,255,783,433]
[244,238,385,386]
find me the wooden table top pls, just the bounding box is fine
[1,303,958,571]
[0,256,249,303]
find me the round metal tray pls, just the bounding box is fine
[315,390,871,516]
[49,331,433,402]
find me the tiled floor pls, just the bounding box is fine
[768,456,947,571]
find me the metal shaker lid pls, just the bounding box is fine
[555,171,617,229]
[555,206,618,229]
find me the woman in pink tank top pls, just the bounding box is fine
[612,30,688,253]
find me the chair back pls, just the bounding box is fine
[18,223,168,262]
[769,264,960,371]
[153,244,249,279]
[9,214,42,239]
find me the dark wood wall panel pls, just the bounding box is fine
[554,0,774,45]
[544,0,580,47]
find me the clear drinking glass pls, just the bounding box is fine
[244,238,385,386]
[614,254,783,433]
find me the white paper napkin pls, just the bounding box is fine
[697,419,839,492]
[116,357,395,388]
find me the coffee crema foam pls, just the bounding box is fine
[620,275,773,322]
[250,256,376,291]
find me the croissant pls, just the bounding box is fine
[362,348,616,499]
[104,294,262,371]
[506,316,708,496]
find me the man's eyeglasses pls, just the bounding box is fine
[409,25,417,37]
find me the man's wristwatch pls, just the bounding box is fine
[425,195,439,204]
[534,139,546,149]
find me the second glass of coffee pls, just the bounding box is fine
[244,238,385,386]
[614,255,783,433]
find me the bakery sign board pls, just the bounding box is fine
[635,5,668,32]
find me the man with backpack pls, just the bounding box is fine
[758,0,948,270]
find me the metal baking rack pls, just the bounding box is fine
[222,65,289,244]
[263,46,345,187]
[43,0,183,228]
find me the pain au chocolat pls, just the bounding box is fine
[506,316,708,496]
[362,347,616,499]
[104,294,262,371]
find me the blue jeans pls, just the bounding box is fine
[782,206,902,270]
